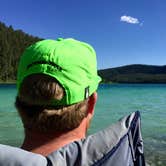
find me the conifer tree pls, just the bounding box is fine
[0,21,42,81]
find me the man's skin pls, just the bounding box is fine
[21,93,97,156]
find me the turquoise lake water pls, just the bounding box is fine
[0,84,166,165]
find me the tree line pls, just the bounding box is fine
[0,22,42,81]
[1,21,166,83]
[98,64,166,83]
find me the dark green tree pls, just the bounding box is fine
[0,21,42,81]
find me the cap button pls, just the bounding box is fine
[57,38,63,41]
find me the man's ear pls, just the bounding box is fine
[87,92,97,115]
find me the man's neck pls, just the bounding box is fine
[21,118,88,156]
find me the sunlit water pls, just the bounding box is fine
[0,84,166,165]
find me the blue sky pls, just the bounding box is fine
[0,0,166,69]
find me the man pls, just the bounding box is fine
[0,38,145,166]
[15,38,101,155]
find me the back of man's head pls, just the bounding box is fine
[15,38,101,132]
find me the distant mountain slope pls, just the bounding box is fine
[98,64,166,83]
[1,21,165,83]
[0,21,42,81]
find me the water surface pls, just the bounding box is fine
[0,84,165,165]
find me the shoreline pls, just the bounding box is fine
[0,80,16,84]
[1,81,166,85]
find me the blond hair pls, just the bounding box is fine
[15,74,88,132]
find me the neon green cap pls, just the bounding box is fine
[17,38,101,105]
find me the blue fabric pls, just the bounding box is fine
[0,111,145,166]
[0,144,47,166]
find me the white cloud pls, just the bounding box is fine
[120,15,140,24]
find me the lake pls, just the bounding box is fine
[0,84,166,165]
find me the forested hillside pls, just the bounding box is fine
[0,22,42,81]
[1,21,166,83]
[98,64,166,83]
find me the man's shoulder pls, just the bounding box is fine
[0,144,47,166]
[47,111,144,166]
